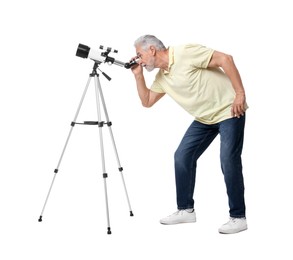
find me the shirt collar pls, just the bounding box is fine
[163,47,174,74]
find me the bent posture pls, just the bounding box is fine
[131,35,248,234]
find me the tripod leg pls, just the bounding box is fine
[108,128,134,216]
[38,76,92,222]
[94,75,112,234]
[95,76,134,217]
[38,171,57,222]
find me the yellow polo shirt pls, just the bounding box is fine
[151,44,237,124]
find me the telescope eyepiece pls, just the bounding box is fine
[124,59,138,69]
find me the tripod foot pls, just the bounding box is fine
[107,227,112,235]
[130,211,134,217]
[38,216,43,222]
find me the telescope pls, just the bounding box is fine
[76,43,137,69]
[38,43,135,235]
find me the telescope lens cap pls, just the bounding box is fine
[76,44,90,58]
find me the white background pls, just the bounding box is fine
[1,0,292,259]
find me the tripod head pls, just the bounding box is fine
[76,43,137,69]
[91,61,112,81]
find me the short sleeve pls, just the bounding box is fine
[150,71,166,93]
[183,44,214,68]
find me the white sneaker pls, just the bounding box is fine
[160,209,196,225]
[218,217,247,234]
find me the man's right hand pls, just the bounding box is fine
[131,63,143,75]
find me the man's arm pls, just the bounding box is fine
[131,65,165,107]
[208,51,246,118]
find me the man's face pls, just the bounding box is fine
[136,45,156,72]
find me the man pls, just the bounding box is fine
[130,35,248,234]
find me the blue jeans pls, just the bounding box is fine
[174,115,246,218]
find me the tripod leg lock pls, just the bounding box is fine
[103,173,108,178]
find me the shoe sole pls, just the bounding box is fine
[160,219,196,225]
[218,226,248,234]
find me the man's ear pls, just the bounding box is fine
[149,45,156,56]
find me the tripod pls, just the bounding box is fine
[38,62,133,234]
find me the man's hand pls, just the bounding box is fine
[129,56,143,76]
[131,63,143,76]
[231,93,246,118]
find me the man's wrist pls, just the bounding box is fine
[236,91,245,96]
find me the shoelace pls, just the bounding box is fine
[170,210,193,217]
[226,217,245,225]
[169,210,180,217]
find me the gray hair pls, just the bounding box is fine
[134,35,166,51]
